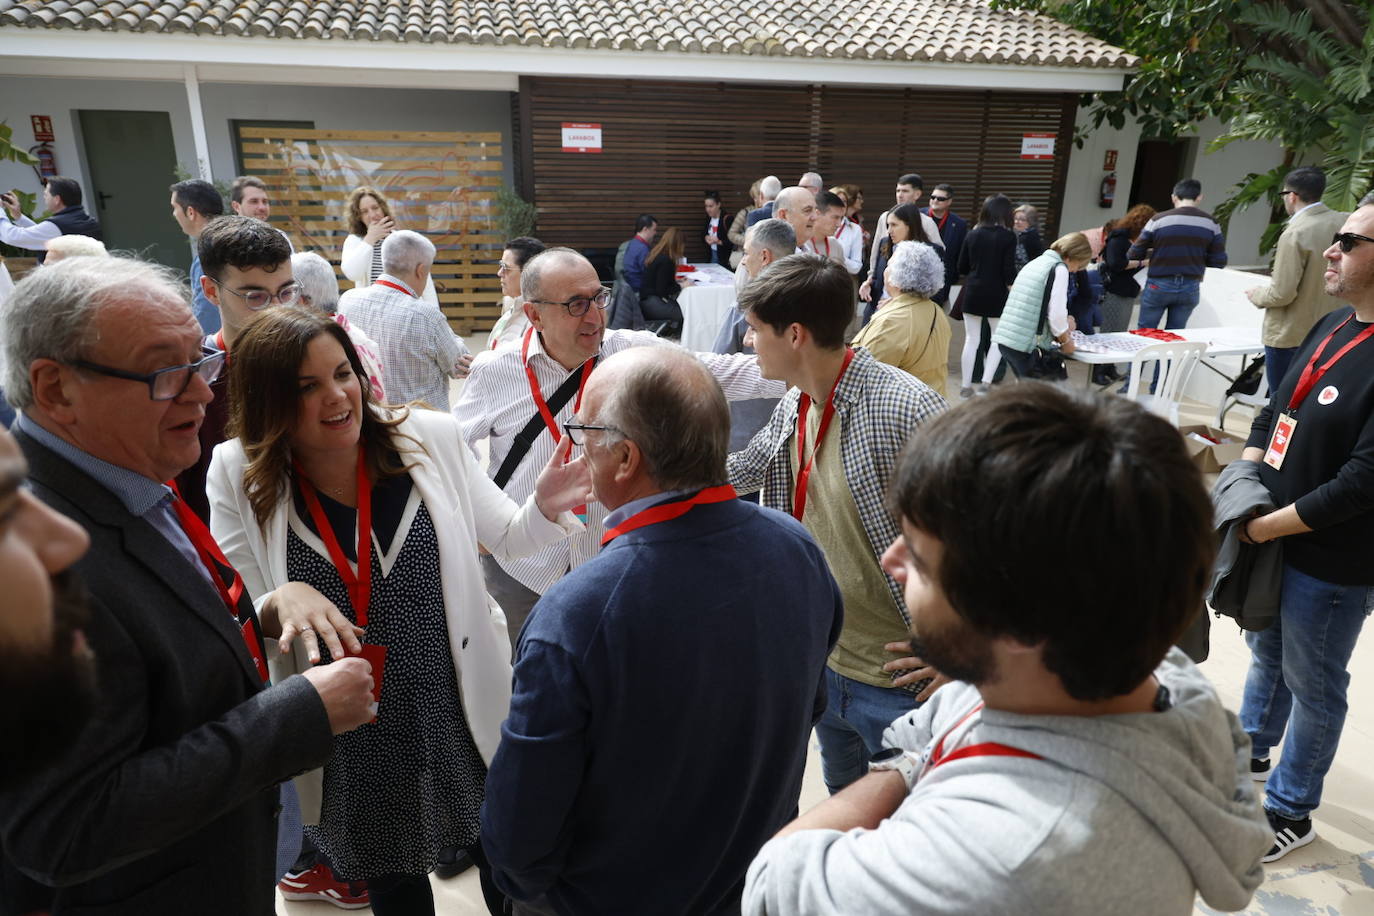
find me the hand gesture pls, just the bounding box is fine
[265,580,365,663]
[301,657,375,734]
[883,641,951,702]
[858,279,873,303]
[453,353,474,380]
[0,192,19,220]
[533,434,593,521]
[363,217,395,246]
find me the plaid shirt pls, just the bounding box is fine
[337,274,469,412]
[728,346,947,624]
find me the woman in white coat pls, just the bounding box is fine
[207,307,588,914]
[341,186,441,307]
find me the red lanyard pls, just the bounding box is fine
[1287,315,1374,412]
[834,220,846,240]
[934,211,950,233]
[522,325,596,440]
[793,347,855,521]
[926,701,1041,771]
[167,481,268,683]
[600,485,738,545]
[375,279,413,297]
[295,447,374,627]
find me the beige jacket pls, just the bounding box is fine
[1250,202,1347,347]
[850,292,952,399]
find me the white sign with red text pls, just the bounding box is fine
[561,123,603,153]
[1020,133,1056,160]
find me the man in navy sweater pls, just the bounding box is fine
[481,346,843,915]
[1128,178,1227,330]
[1236,193,1374,863]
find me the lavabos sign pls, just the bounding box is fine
[561,123,603,153]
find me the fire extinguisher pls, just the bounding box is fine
[1099,172,1117,208]
[30,143,58,180]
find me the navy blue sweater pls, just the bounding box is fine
[1128,206,1227,280]
[481,495,843,915]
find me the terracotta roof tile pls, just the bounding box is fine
[0,0,1135,67]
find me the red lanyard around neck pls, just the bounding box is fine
[521,325,596,440]
[600,485,738,545]
[295,447,374,627]
[167,481,267,683]
[926,701,1041,772]
[793,347,855,521]
[1287,315,1374,412]
[375,279,413,297]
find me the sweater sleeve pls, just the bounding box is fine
[1291,408,1374,530]
[340,234,371,286]
[1047,265,1070,335]
[1249,227,1301,309]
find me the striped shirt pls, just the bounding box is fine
[1128,206,1228,280]
[454,328,787,595]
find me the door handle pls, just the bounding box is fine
[97,191,114,209]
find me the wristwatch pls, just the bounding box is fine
[868,746,922,790]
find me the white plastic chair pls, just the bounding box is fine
[1121,340,1209,424]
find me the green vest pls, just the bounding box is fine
[993,249,1064,354]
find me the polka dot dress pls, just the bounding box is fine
[290,484,485,880]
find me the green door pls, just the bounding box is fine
[78,110,189,271]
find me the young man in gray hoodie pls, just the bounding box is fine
[744,384,1271,916]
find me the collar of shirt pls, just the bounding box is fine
[603,487,698,530]
[523,324,605,373]
[14,412,173,517]
[377,273,418,297]
[1293,201,1321,218]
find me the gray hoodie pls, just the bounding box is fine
[743,650,1270,915]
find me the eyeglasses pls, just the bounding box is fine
[1279,190,1298,198]
[209,278,301,310]
[497,261,520,274]
[562,419,616,446]
[530,287,612,318]
[928,195,951,202]
[72,348,225,401]
[1331,232,1374,253]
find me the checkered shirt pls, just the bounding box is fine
[727,346,948,624]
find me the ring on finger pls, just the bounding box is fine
[300,625,315,633]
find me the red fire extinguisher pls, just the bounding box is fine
[1099,172,1117,208]
[31,143,58,180]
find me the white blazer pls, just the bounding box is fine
[341,233,440,307]
[208,408,579,818]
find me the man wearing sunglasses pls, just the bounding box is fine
[0,256,374,914]
[1236,192,1374,863]
[1245,167,1347,389]
[920,183,967,306]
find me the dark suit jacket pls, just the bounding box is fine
[745,202,775,226]
[922,208,969,301]
[1,431,334,915]
[701,215,734,266]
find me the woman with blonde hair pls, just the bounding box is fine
[640,225,687,326]
[341,186,439,306]
[727,182,761,268]
[992,232,1092,379]
[207,308,588,913]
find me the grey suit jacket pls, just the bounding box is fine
[1,430,333,915]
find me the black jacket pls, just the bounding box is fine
[956,226,1017,318]
[1100,228,1142,297]
[642,253,681,302]
[702,215,734,266]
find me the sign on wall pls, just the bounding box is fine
[1020,133,1056,160]
[30,115,54,142]
[561,122,603,153]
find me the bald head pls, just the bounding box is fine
[521,247,594,303]
[774,186,819,246]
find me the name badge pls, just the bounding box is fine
[1264,412,1297,470]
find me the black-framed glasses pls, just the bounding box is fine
[1279,189,1298,198]
[72,348,225,401]
[209,277,301,310]
[928,195,951,202]
[530,287,612,318]
[562,420,616,446]
[1332,232,1374,253]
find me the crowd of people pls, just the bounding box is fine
[0,161,1372,916]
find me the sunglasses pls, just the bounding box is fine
[928,195,951,202]
[1332,232,1374,253]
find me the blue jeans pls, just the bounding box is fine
[1265,345,1298,393]
[814,668,918,794]
[1239,563,1374,819]
[1137,276,1200,330]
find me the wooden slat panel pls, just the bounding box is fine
[240,127,502,142]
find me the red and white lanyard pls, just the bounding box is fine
[924,701,1041,774]
[294,447,374,626]
[792,347,854,521]
[600,485,738,545]
[1286,315,1374,413]
[167,481,268,683]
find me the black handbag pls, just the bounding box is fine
[1024,267,1068,380]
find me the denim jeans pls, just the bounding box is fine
[1137,276,1200,331]
[1239,563,1374,819]
[1265,345,1298,394]
[814,668,919,794]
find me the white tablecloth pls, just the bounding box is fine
[679,263,739,352]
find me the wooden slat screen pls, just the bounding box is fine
[522,77,1079,261]
[237,127,503,333]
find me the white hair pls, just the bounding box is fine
[291,251,340,313]
[885,241,945,298]
[45,235,108,261]
[799,171,824,190]
[759,176,782,202]
[380,229,436,276]
[747,219,796,261]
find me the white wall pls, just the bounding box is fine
[1060,103,1143,236]
[1184,117,1282,269]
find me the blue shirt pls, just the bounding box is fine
[623,236,651,292]
[190,252,221,336]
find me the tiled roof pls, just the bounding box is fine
[0,0,1135,68]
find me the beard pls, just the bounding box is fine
[908,614,998,687]
[0,570,99,787]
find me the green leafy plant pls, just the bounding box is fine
[0,121,38,167]
[495,184,537,240]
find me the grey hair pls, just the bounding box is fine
[885,241,945,298]
[1014,204,1040,229]
[291,251,340,314]
[45,235,108,260]
[521,246,588,302]
[799,171,824,189]
[747,218,797,261]
[596,348,729,491]
[1360,190,1374,208]
[759,176,782,201]
[1,257,189,408]
[774,186,814,216]
[380,229,435,276]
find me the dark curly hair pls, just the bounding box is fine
[198,215,292,280]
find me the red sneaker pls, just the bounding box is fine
[278,864,370,910]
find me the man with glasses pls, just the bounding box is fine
[0,255,374,914]
[1246,167,1347,389]
[338,228,471,411]
[455,247,784,652]
[921,183,967,306]
[480,346,842,915]
[1235,192,1374,863]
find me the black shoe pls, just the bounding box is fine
[1262,809,1315,863]
[1251,756,1271,782]
[435,845,475,879]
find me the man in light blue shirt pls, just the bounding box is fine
[170,179,226,334]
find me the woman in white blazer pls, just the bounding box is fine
[207,307,587,912]
[341,186,441,307]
